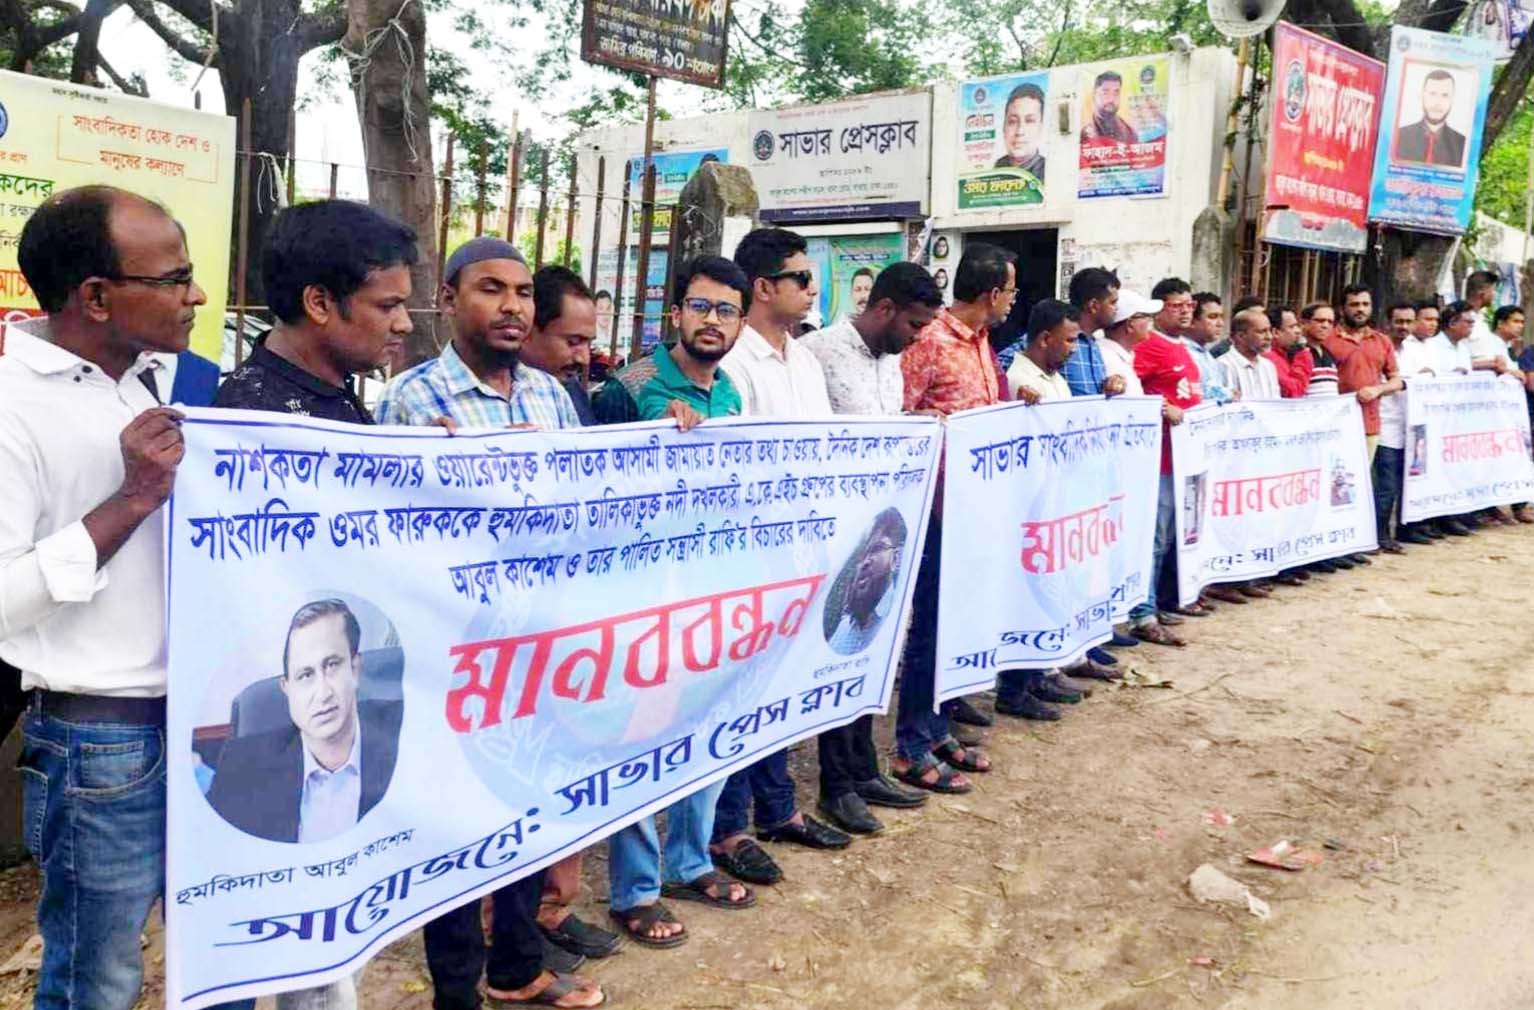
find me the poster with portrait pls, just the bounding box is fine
[956,72,1050,209]
[165,410,940,1008]
[1368,26,1496,234]
[1464,0,1533,61]
[1077,56,1170,199]
[626,148,728,238]
[1401,373,1534,521]
[1262,23,1385,254]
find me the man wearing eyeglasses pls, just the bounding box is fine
[592,255,757,950]
[707,227,854,887]
[3,185,205,1010]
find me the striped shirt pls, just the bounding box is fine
[374,342,581,430]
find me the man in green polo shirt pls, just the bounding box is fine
[591,254,756,950]
[594,255,747,426]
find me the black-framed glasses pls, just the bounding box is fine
[109,266,196,289]
[681,297,743,321]
[766,269,814,290]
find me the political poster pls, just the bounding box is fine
[164,410,940,1008]
[1077,55,1170,199]
[747,91,930,223]
[823,234,904,325]
[1263,23,1385,254]
[1368,26,1496,235]
[1171,398,1378,606]
[1464,0,1532,61]
[580,0,730,88]
[936,397,1163,704]
[592,247,668,354]
[0,69,234,361]
[956,72,1050,210]
[1401,373,1534,521]
[626,148,728,237]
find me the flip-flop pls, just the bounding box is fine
[660,870,756,910]
[607,903,687,949]
[487,970,607,1008]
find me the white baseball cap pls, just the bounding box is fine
[1111,289,1163,325]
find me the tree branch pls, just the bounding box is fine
[1483,29,1534,153]
[295,8,346,51]
[70,0,121,83]
[98,52,147,93]
[1288,0,1378,57]
[124,0,214,64]
[137,0,220,35]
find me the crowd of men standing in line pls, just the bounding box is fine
[3,184,1531,1010]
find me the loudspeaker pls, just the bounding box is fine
[1206,0,1283,38]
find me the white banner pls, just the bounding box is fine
[165,410,939,1008]
[1401,373,1534,521]
[746,90,930,223]
[936,398,1163,704]
[1172,398,1378,606]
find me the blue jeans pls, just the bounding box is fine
[711,750,796,840]
[894,521,951,761]
[609,780,724,911]
[1130,473,1177,623]
[1373,445,1404,541]
[20,708,164,1010]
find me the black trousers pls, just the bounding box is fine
[817,714,880,799]
[423,870,546,1009]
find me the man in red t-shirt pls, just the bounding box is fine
[1324,284,1403,459]
[1131,328,1203,646]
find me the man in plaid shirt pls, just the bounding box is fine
[1062,267,1128,399]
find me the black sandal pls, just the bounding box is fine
[893,753,972,794]
[660,870,756,910]
[487,970,607,1007]
[710,837,782,885]
[932,735,991,773]
[607,902,687,949]
[540,914,621,958]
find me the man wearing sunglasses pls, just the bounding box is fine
[710,227,852,887]
[4,185,205,1010]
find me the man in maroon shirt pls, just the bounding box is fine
[1130,326,1203,646]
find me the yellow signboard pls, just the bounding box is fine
[0,70,236,362]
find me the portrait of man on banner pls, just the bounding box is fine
[204,597,405,844]
[1081,70,1140,145]
[1391,62,1472,170]
[994,81,1048,181]
[823,509,907,655]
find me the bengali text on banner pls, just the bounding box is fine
[1401,373,1534,521]
[1172,398,1378,606]
[935,397,1163,704]
[164,410,940,1008]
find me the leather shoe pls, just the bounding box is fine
[994,692,1062,721]
[1380,539,1405,554]
[855,774,927,809]
[1275,571,1306,586]
[817,793,883,835]
[1308,559,1339,573]
[1423,524,1447,539]
[951,721,984,748]
[1031,678,1082,704]
[1072,657,1123,681]
[1349,553,1372,565]
[1131,621,1186,647]
[1204,585,1248,605]
[1399,529,1434,545]
[949,695,993,727]
[758,814,851,850]
[1237,583,1272,598]
[1515,505,1534,524]
[1108,629,1140,648]
[1330,554,1358,569]
[1047,671,1094,698]
[712,837,783,885]
[1086,646,1118,666]
[1440,519,1473,536]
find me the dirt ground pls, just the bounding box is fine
[1,525,1533,1010]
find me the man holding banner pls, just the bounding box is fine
[4,185,204,1010]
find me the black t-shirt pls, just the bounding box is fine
[214,342,373,423]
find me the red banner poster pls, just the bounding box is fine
[1262,23,1385,253]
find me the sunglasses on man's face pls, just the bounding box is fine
[767,270,814,290]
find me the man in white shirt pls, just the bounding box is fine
[3,186,205,1010]
[1464,270,1504,372]
[712,228,851,887]
[1100,290,1158,395]
[1429,301,1476,376]
[1376,303,1430,551]
[800,262,943,833]
[1217,307,1281,401]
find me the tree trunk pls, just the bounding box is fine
[68,0,117,84]
[344,0,439,369]
[1365,229,1457,304]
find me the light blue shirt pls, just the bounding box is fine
[374,342,580,430]
[297,719,362,844]
[1179,336,1234,404]
[827,585,895,655]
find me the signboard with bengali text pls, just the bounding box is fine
[580,0,731,88]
